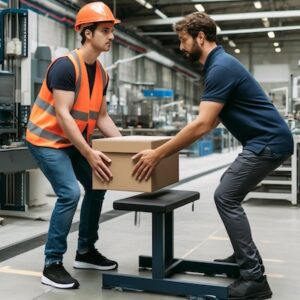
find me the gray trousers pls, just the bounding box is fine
[214,147,290,280]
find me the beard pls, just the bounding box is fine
[184,40,202,62]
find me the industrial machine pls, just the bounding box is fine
[0,4,37,216]
[108,86,179,131]
[0,70,17,146]
[0,6,29,146]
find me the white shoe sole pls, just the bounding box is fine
[73,261,117,271]
[41,275,78,289]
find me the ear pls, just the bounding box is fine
[85,29,93,40]
[196,31,205,45]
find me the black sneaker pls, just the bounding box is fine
[229,275,272,300]
[214,254,265,274]
[41,262,79,289]
[73,247,118,271]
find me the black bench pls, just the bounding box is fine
[102,189,239,300]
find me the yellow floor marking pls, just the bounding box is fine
[182,228,221,259]
[0,266,41,277]
[263,258,284,263]
[173,227,286,274]
[266,273,285,278]
[208,236,230,241]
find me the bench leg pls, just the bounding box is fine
[140,210,239,279]
[151,212,166,278]
[165,211,174,262]
[139,256,239,279]
[150,211,174,278]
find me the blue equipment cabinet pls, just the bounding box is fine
[198,140,213,156]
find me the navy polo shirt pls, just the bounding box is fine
[202,46,293,155]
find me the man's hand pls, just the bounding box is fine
[86,149,113,182]
[132,149,160,181]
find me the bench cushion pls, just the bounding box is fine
[113,189,200,213]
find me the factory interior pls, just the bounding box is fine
[0,0,300,299]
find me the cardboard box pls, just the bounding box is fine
[92,136,179,192]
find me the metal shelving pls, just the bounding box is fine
[245,136,300,205]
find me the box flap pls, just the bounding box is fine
[92,135,171,153]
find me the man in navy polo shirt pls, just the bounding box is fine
[132,12,293,300]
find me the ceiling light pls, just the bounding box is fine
[254,1,262,9]
[261,17,270,27]
[154,9,168,19]
[228,40,236,47]
[136,0,146,5]
[195,4,205,12]
[222,36,229,41]
[273,42,279,47]
[275,47,281,53]
[234,48,240,54]
[218,25,300,35]
[216,26,221,33]
[145,2,153,9]
[267,31,275,38]
[135,0,152,9]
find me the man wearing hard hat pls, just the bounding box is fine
[26,2,121,289]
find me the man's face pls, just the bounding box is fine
[178,31,202,62]
[90,22,114,52]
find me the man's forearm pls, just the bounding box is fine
[97,114,121,137]
[156,119,211,159]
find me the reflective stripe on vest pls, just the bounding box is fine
[89,111,98,120]
[70,50,82,102]
[34,96,99,121]
[27,120,69,144]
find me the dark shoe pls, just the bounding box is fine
[74,247,118,271]
[41,262,79,289]
[214,254,265,274]
[229,275,272,300]
[214,254,236,264]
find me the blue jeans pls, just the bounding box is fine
[214,147,290,280]
[27,142,106,266]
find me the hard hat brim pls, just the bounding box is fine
[75,18,121,32]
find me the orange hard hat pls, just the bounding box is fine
[75,1,120,32]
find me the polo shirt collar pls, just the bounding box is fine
[202,45,224,73]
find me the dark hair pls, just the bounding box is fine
[80,23,98,45]
[173,12,217,42]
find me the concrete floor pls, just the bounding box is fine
[0,149,300,300]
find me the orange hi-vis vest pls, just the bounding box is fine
[26,49,107,148]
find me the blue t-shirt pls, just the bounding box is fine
[46,57,108,97]
[202,46,293,155]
